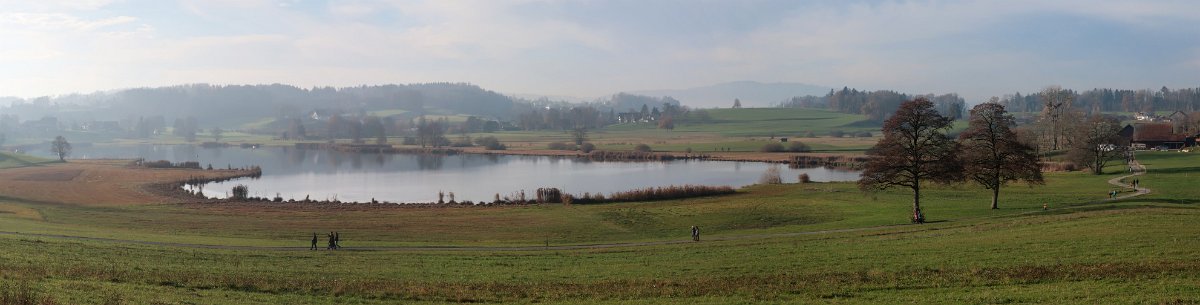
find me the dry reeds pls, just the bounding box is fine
[571,185,736,204]
[788,155,869,170]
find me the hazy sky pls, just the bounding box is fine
[2,0,1198,101]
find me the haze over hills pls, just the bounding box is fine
[630,81,832,108]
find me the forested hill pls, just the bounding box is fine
[1,83,515,125]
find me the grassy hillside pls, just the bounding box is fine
[0,152,1194,303]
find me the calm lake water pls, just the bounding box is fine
[30,144,861,203]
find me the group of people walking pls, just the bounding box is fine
[310,232,341,250]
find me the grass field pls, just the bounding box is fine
[0,106,1197,303]
[0,151,55,169]
[0,149,1194,303]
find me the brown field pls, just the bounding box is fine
[0,159,255,206]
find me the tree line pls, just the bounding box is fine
[778,87,966,122]
[995,86,1200,113]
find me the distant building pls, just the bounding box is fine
[1132,123,1196,150]
[82,121,122,132]
[617,112,654,123]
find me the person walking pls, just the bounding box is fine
[327,232,335,250]
[310,233,318,250]
[690,226,700,242]
[334,232,341,249]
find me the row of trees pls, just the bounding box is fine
[996,86,1200,113]
[779,87,966,122]
[1017,86,1197,154]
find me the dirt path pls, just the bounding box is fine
[1106,159,1150,199]
[0,161,1156,252]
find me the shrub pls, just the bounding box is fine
[231,184,249,200]
[474,136,506,150]
[633,144,652,152]
[536,188,563,203]
[829,130,845,138]
[788,141,811,152]
[547,142,574,150]
[760,142,786,152]
[143,160,201,169]
[759,165,783,184]
[579,142,596,153]
[798,173,811,183]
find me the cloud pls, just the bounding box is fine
[0,0,1198,100]
[0,0,118,12]
[0,13,136,31]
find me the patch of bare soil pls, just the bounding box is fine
[13,169,83,181]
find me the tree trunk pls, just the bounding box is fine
[912,184,922,223]
[990,187,1000,209]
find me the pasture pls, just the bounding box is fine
[0,151,1194,303]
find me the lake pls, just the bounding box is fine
[29,144,861,203]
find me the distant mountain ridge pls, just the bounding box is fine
[630,81,831,108]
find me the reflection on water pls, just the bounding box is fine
[29,144,862,203]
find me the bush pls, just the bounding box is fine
[547,142,574,150]
[231,184,249,200]
[579,142,596,153]
[788,141,811,152]
[474,136,506,150]
[829,130,845,138]
[759,165,783,184]
[798,173,811,183]
[633,144,652,152]
[855,131,872,138]
[535,188,563,203]
[760,142,786,152]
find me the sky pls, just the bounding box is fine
[1,0,1198,102]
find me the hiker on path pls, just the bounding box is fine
[327,232,335,250]
[691,226,700,242]
[310,233,318,250]
[334,232,341,249]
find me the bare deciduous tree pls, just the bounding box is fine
[51,136,71,161]
[859,97,962,223]
[1040,86,1074,150]
[1066,115,1124,175]
[959,102,1044,209]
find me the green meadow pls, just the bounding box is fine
[0,150,1194,304]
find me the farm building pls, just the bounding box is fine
[1132,123,1197,150]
